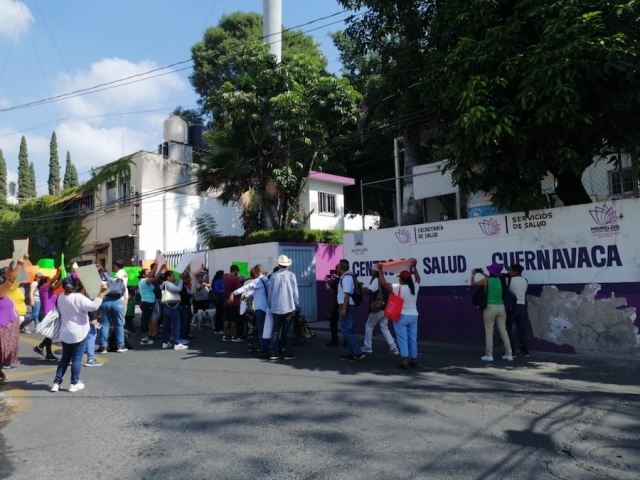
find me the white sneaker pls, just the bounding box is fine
[174,344,188,350]
[481,355,494,362]
[388,348,400,355]
[50,383,60,392]
[179,339,189,345]
[502,354,514,361]
[361,347,373,353]
[140,338,154,345]
[69,382,85,393]
[162,342,172,349]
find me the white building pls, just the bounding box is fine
[412,155,637,221]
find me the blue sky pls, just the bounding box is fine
[0,0,349,195]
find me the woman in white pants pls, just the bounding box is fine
[361,270,399,355]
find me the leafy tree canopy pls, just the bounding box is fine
[190,11,327,118]
[196,43,361,233]
[424,0,640,209]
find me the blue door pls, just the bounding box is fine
[279,245,317,322]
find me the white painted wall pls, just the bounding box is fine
[137,191,244,258]
[305,178,345,230]
[207,243,280,276]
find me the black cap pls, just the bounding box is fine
[114,259,125,269]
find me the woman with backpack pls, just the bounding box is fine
[471,263,513,362]
[160,270,187,350]
[375,259,421,369]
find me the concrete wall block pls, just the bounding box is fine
[527,284,640,355]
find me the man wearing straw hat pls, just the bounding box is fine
[267,255,299,361]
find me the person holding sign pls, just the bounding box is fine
[375,259,421,368]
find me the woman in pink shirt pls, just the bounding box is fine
[0,260,24,384]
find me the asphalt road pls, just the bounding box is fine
[1,326,639,480]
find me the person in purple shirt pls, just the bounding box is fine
[33,268,62,362]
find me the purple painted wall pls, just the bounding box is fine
[348,282,640,354]
[314,243,343,322]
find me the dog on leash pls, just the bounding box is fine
[191,309,216,329]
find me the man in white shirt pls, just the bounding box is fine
[337,259,364,362]
[507,264,529,357]
[361,269,398,355]
[267,256,299,361]
[231,264,270,357]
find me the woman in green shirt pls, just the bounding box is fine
[471,263,513,362]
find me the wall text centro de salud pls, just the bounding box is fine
[349,245,622,278]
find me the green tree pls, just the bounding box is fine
[423,0,640,209]
[171,106,204,126]
[8,181,16,197]
[196,43,361,233]
[0,149,6,201]
[48,131,61,195]
[190,11,326,118]
[17,136,34,201]
[63,151,79,189]
[28,162,37,198]
[337,0,437,224]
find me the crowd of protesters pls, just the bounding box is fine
[0,250,530,390]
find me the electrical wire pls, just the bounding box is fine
[0,9,357,115]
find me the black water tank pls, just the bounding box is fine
[188,124,208,150]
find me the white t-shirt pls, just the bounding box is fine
[116,269,129,300]
[392,282,420,316]
[368,278,380,292]
[57,293,103,344]
[337,272,356,306]
[509,276,528,305]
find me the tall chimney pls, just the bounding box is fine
[263,0,282,63]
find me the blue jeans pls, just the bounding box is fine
[54,336,88,385]
[270,312,293,357]
[339,305,363,356]
[162,304,182,345]
[29,301,41,327]
[84,325,97,362]
[179,306,191,339]
[254,309,269,355]
[395,314,418,359]
[99,298,125,348]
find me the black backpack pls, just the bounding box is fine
[341,273,364,306]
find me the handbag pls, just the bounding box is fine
[384,285,404,322]
[161,285,181,308]
[37,307,61,339]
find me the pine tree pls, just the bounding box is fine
[8,181,16,197]
[48,131,61,195]
[0,149,6,200]
[17,136,32,200]
[63,151,79,189]
[29,162,37,198]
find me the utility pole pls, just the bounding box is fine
[263,0,282,62]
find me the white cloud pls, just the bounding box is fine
[55,58,186,119]
[0,0,34,40]
[1,57,192,196]
[0,98,10,109]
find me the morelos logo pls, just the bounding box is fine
[589,205,618,226]
[395,228,412,244]
[589,205,620,235]
[479,218,501,236]
[354,233,364,246]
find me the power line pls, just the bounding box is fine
[0,9,357,115]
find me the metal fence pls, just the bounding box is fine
[163,245,209,271]
[359,156,640,229]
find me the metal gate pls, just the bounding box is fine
[279,245,317,322]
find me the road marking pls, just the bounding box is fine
[0,388,30,421]
[4,367,56,381]
[19,336,109,363]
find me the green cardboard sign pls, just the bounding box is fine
[232,261,250,279]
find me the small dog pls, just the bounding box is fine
[191,309,216,329]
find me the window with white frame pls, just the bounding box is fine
[609,168,634,196]
[318,192,337,215]
[106,181,117,209]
